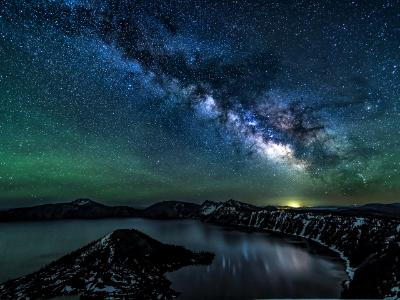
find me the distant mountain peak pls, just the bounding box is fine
[225,199,238,204]
[199,199,259,217]
[201,200,218,206]
[223,199,258,209]
[70,199,97,206]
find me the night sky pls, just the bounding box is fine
[0,0,399,207]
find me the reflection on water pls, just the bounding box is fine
[0,219,345,299]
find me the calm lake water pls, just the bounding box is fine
[0,219,345,299]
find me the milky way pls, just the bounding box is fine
[0,0,399,207]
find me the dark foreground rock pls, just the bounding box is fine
[0,229,214,299]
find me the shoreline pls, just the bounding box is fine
[0,217,348,299]
[205,221,350,287]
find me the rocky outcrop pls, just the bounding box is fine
[199,200,400,299]
[0,229,214,299]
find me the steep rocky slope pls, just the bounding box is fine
[199,200,400,299]
[0,229,214,299]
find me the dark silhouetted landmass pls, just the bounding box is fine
[336,203,400,219]
[0,199,201,221]
[1,198,400,298]
[0,199,140,221]
[0,229,214,299]
[141,200,201,219]
[1,199,399,222]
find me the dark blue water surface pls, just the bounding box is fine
[0,219,345,299]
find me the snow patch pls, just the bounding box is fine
[62,285,73,293]
[353,217,365,228]
[202,205,217,215]
[93,285,117,293]
[384,286,400,300]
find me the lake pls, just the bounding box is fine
[0,219,345,299]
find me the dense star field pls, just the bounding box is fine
[0,0,399,207]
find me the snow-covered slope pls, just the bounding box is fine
[200,201,400,299]
[0,229,214,299]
